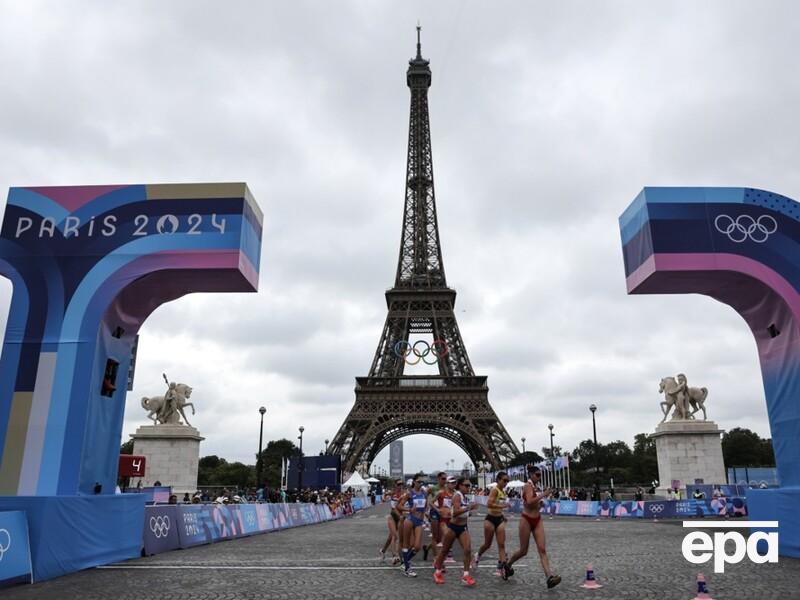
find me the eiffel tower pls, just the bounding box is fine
[328,28,519,473]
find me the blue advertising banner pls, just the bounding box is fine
[176,505,222,548]
[576,501,600,516]
[644,501,677,519]
[213,504,245,539]
[270,504,293,529]
[298,505,317,524]
[0,511,32,586]
[555,500,577,515]
[237,505,260,535]
[255,504,274,532]
[143,506,180,556]
[673,498,748,518]
[287,504,303,525]
[613,501,644,518]
[351,497,371,511]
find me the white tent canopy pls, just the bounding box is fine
[342,471,371,493]
[365,477,380,483]
[506,480,525,489]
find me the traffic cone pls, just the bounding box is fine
[580,564,602,589]
[694,573,712,599]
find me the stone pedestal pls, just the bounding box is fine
[651,420,725,495]
[130,424,204,496]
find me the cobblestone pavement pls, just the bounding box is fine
[5,504,798,599]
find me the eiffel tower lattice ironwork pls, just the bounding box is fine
[328,28,519,473]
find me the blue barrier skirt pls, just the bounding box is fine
[0,495,146,582]
[0,511,32,586]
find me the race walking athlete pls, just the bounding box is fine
[423,472,447,562]
[472,471,511,576]
[434,475,456,570]
[380,479,405,564]
[433,477,478,587]
[399,475,427,577]
[503,465,561,589]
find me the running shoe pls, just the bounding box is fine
[461,574,476,587]
[546,574,562,589]
[433,570,445,585]
[501,562,514,580]
[470,552,480,568]
[379,550,385,562]
[403,568,418,578]
[494,568,503,577]
[391,556,401,565]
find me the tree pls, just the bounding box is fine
[257,438,300,489]
[722,428,774,467]
[633,433,655,456]
[541,445,563,460]
[570,439,597,467]
[508,450,544,467]
[197,455,255,488]
[631,433,658,484]
[760,438,775,466]
[207,462,254,488]
[120,440,134,455]
[604,441,633,470]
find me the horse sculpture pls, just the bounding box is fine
[659,375,708,422]
[141,382,195,426]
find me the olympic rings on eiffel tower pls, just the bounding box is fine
[393,340,449,365]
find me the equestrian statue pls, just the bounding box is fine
[658,373,708,422]
[141,373,195,426]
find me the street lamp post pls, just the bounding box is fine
[590,404,599,498]
[256,406,266,490]
[521,436,526,453]
[298,426,305,490]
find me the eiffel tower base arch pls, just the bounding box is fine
[329,377,518,473]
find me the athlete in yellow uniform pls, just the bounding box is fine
[473,471,511,576]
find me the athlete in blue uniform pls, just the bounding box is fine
[433,477,478,586]
[398,475,427,577]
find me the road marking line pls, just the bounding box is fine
[98,564,527,572]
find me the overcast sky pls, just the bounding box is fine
[1,1,797,475]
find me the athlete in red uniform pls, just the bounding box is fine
[380,479,404,564]
[503,465,561,589]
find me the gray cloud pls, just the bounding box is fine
[0,1,791,473]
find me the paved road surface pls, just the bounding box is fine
[4,503,798,599]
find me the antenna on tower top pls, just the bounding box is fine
[416,22,422,58]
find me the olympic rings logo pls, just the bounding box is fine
[393,340,449,365]
[714,214,777,243]
[0,528,10,562]
[149,515,171,538]
[648,504,665,514]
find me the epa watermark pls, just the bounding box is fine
[681,521,778,573]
